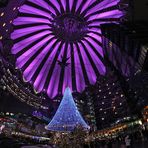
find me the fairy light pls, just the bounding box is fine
[45,87,89,131]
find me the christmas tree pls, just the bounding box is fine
[45,87,89,132]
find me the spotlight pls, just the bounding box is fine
[0,0,9,8]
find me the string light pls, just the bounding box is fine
[45,87,89,131]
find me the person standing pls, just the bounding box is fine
[125,135,131,148]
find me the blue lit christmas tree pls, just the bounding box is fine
[45,87,89,132]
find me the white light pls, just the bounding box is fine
[3,23,6,27]
[0,12,4,17]
[13,7,16,11]
[6,112,9,115]
[139,120,142,125]
[121,94,124,97]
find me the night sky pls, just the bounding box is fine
[133,0,148,20]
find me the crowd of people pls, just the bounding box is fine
[0,129,148,148]
[92,129,148,148]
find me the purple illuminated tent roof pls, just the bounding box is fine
[11,0,124,98]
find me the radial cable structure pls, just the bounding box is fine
[11,0,124,98]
